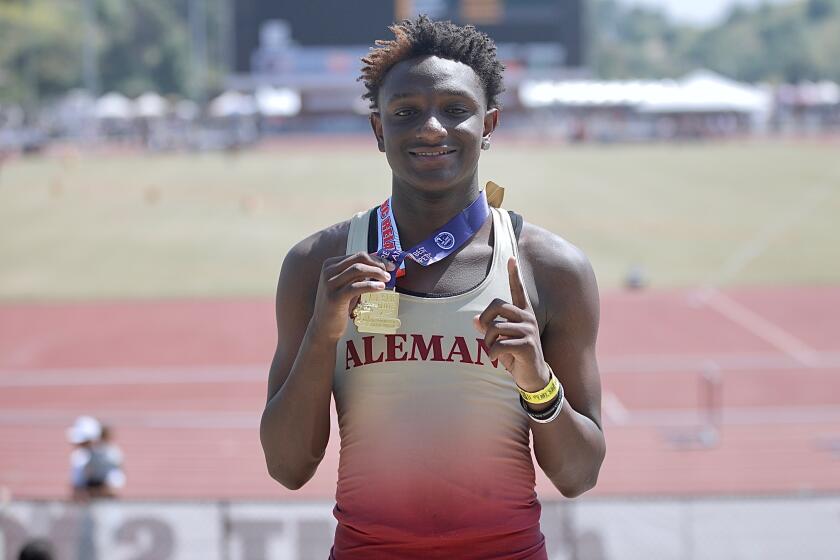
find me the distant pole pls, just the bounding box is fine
[220,0,234,77]
[82,0,99,95]
[189,0,209,103]
[702,361,723,440]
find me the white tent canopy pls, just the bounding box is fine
[95,92,134,119]
[134,92,168,118]
[209,91,257,118]
[519,70,772,115]
[778,81,840,106]
[255,87,301,117]
[638,70,771,114]
[519,79,679,107]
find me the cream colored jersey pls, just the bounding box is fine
[331,207,546,559]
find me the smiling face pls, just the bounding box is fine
[371,55,498,195]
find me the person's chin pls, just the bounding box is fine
[403,155,473,186]
[402,167,466,193]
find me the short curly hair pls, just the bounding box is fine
[359,15,505,110]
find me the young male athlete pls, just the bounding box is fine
[261,16,605,559]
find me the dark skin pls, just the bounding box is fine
[260,55,605,497]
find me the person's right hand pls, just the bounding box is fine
[308,252,394,342]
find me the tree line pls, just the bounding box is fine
[591,0,840,82]
[0,0,227,108]
[2,0,840,108]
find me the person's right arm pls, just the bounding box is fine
[259,224,392,490]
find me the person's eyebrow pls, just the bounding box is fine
[387,92,419,101]
[386,88,479,103]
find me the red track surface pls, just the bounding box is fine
[1,286,839,501]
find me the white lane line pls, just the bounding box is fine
[626,404,840,427]
[600,351,840,374]
[2,404,840,429]
[603,392,629,425]
[684,185,832,367]
[0,409,260,429]
[0,364,267,387]
[702,290,821,366]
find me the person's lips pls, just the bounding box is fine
[408,146,457,158]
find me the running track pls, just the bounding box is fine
[1,286,839,501]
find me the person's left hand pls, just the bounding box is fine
[474,256,550,392]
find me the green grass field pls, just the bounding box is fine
[1,139,838,301]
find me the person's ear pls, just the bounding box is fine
[370,112,385,152]
[482,107,500,146]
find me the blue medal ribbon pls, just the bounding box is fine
[377,190,491,289]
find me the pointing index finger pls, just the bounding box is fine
[507,256,530,310]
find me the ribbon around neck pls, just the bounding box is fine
[376,190,491,289]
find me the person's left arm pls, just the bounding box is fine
[476,228,605,498]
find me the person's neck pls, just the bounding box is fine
[390,177,481,248]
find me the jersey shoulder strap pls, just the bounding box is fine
[507,210,523,242]
[367,207,378,253]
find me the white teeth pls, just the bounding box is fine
[415,150,453,156]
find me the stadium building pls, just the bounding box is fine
[227,0,588,130]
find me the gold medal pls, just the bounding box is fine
[353,290,401,334]
[485,181,505,208]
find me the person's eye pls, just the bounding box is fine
[446,106,469,115]
[394,108,416,117]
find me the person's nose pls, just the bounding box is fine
[416,112,447,144]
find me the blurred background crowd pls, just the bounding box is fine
[1,0,840,155]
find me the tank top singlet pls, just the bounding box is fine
[331,206,547,560]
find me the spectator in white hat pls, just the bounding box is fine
[66,416,124,501]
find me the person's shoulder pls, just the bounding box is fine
[517,220,595,283]
[515,219,599,326]
[283,219,353,272]
[276,217,359,305]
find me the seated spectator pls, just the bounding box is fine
[99,423,126,490]
[66,416,125,501]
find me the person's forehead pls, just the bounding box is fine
[380,55,484,104]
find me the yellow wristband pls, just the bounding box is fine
[517,369,560,404]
